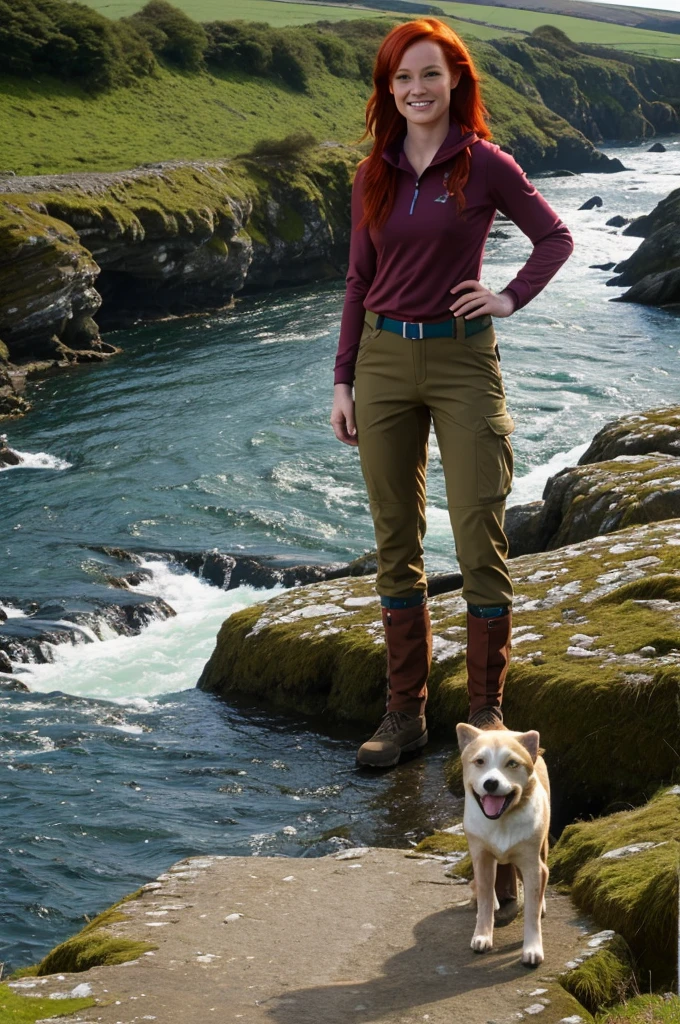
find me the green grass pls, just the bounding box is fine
[596,995,680,1023]
[0,63,371,175]
[80,0,680,56]
[437,2,680,57]
[0,984,95,1023]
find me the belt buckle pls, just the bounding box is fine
[402,321,424,340]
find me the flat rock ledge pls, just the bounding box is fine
[199,519,680,810]
[8,849,597,1024]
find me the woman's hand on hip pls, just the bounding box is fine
[331,383,358,446]
[449,281,515,319]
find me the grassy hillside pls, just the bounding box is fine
[80,0,680,57]
[0,64,371,175]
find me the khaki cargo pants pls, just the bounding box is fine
[354,310,514,608]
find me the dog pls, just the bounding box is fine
[455,723,550,966]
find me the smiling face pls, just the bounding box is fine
[389,39,461,129]
[456,725,540,821]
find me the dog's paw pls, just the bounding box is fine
[471,934,493,954]
[521,945,544,967]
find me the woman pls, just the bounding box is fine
[331,19,573,768]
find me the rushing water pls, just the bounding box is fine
[1,140,679,971]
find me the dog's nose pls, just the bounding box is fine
[483,778,499,793]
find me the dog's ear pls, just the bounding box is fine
[516,730,540,763]
[456,723,481,751]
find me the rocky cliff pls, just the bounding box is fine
[607,186,680,307]
[0,148,356,417]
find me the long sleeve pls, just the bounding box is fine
[488,148,574,311]
[334,164,377,385]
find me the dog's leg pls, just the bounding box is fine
[470,846,496,954]
[541,837,549,917]
[518,855,548,966]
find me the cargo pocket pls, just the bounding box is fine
[477,411,515,503]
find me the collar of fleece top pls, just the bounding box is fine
[381,119,479,176]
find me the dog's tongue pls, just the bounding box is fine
[481,794,506,817]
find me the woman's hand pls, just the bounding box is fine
[449,280,516,319]
[330,383,358,446]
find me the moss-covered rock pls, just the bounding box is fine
[199,518,680,810]
[32,889,156,975]
[550,787,680,985]
[579,407,680,464]
[561,934,636,1015]
[511,453,680,554]
[488,29,680,144]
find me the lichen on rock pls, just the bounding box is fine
[199,518,680,810]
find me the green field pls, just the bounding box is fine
[81,0,680,56]
[437,0,680,56]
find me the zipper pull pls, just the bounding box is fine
[409,179,420,216]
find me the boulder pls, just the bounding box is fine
[0,433,22,466]
[605,215,629,228]
[610,187,680,307]
[589,262,616,271]
[198,518,680,811]
[647,142,667,152]
[578,406,680,463]
[579,196,603,210]
[550,787,680,985]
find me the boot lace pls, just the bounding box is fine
[375,711,413,736]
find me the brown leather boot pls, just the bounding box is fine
[356,602,431,767]
[466,608,512,728]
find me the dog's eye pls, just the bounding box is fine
[506,759,519,768]
[474,757,485,766]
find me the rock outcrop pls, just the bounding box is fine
[505,406,680,556]
[198,518,680,813]
[550,786,680,985]
[487,28,680,144]
[608,187,680,307]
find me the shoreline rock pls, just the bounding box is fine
[505,405,680,557]
[198,517,680,813]
[608,187,680,307]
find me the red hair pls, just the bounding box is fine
[359,19,491,229]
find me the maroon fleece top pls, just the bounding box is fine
[334,122,574,385]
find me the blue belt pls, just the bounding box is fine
[374,313,492,340]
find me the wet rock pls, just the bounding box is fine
[579,406,680,463]
[579,196,603,210]
[605,215,629,228]
[589,262,615,271]
[505,501,545,557]
[198,518,680,811]
[0,595,176,666]
[0,649,13,672]
[0,432,22,466]
[648,142,666,152]
[0,673,29,691]
[610,187,680,307]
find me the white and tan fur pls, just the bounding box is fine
[455,723,551,966]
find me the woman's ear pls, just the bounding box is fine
[451,68,462,90]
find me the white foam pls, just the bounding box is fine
[0,449,72,471]
[21,562,283,701]
[508,443,589,507]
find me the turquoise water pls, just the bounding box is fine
[1,140,679,970]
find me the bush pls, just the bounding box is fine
[127,0,208,70]
[0,0,156,89]
[245,131,318,160]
